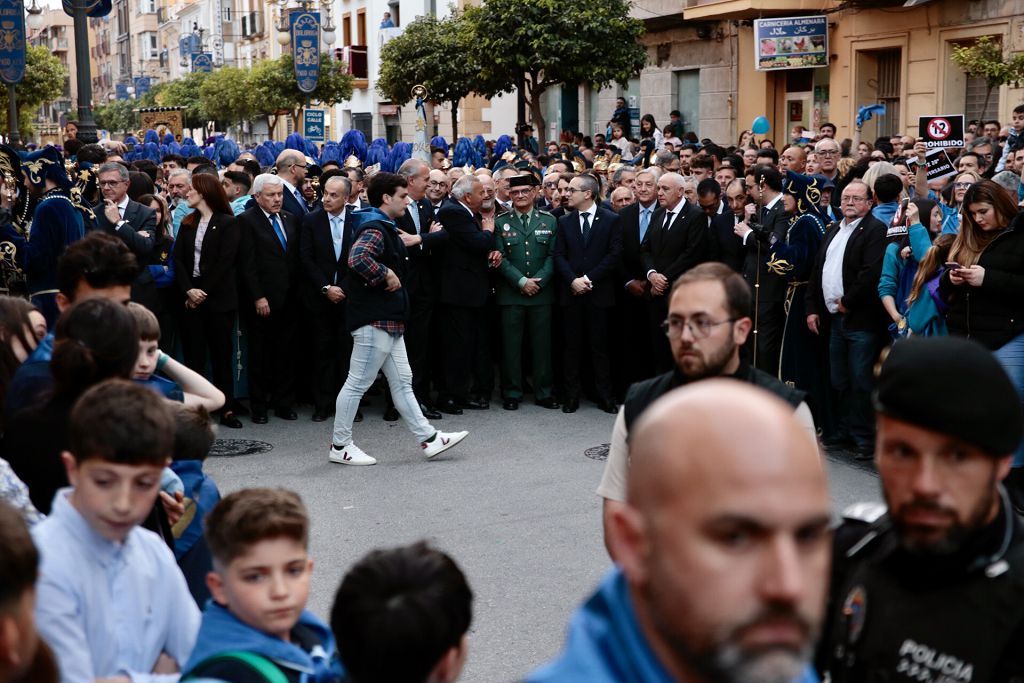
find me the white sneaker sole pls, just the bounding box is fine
[328,449,377,466]
[424,431,468,460]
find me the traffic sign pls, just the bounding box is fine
[919,115,965,149]
[303,109,325,142]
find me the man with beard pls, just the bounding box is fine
[817,337,1024,683]
[534,379,829,683]
[597,262,817,552]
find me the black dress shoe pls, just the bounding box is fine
[535,397,561,410]
[383,406,400,422]
[438,399,463,415]
[419,403,442,420]
[503,398,519,411]
[312,411,329,422]
[598,399,618,415]
[562,398,580,414]
[221,412,243,428]
[462,398,488,410]
[251,411,268,425]
[354,410,364,422]
[274,408,298,421]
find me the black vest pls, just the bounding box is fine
[818,500,1024,683]
[345,219,410,332]
[623,364,806,433]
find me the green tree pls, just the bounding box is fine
[16,45,67,137]
[93,99,137,133]
[199,66,258,127]
[158,71,210,128]
[952,35,1024,121]
[137,81,168,109]
[467,0,647,146]
[377,11,488,139]
[250,54,354,130]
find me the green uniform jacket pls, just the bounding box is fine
[495,209,557,306]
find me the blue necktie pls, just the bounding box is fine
[639,207,651,242]
[409,200,421,234]
[330,216,342,261]
[293,188,308,213]
[271,214,287,250]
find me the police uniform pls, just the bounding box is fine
[494,179,558,407]
[817,337,1024,683]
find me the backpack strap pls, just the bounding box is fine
[183,650,291,683]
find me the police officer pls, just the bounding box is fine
[494,174,560,411]
[818,336,1024,682]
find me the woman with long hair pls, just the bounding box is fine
[139,192,179,352]
[639,114,663,150]
[172,173,242,428]
[878,198,941,336]
[903,232,953,337]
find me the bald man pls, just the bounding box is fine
[426,169,449,211]
[532,380,830,683]
[610,186,634,212]
[641,171,710,373]
[274,149,309,216]
[780,145,808,174]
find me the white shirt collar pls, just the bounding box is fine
[663,197,686,216]
[280,179,298,197]
[839,215,864,230]
[261,207,278,222]
[117,196,130,212]
[765,193,783,210]
[458,200,475,216]
[578,203,597,220]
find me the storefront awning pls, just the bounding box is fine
[683,0,841,21]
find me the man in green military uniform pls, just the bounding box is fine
[495,174,561,411]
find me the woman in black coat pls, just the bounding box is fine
[173,173,242,428]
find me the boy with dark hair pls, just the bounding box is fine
[182,488,341,682]
[330,542,472,683]
[169,405,221,607]
[0,500,48,683]
[32,379,200,681]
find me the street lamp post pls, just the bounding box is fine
[72,0,99,143]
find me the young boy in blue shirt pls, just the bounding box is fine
[32,379,200,682]
[182,488,342,683]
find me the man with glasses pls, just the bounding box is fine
[537,171,561,212]
[814,138,843,210]
[94,161,158,309]
[596,262,816,556]
[494,175,560,411]
[806,180,888,459]
[966,136,995,178]
[426,169,450,211]
[274,149,310,216]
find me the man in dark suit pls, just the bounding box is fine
[641,172,709,372]
[436,175,496,414]
[806,179,888,458]
[237,174,301,423]
[300,176,359,423]
[696,178,743,272]
[426,169,450,212]
[553,173,623,414]
[737,165,791,376]
[395,159,447,419]
[94,161,158,309]
[274,149,309,217]
[613,168,659,394]
[343,167,371,210]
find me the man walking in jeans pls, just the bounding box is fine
[328,172,468,465]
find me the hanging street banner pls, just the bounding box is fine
[0,0,26,85]
[192,53,214,73]
[115,82,130,100]
[291,11,320,94]
[754,16,828,71]
[303,109,325,141]
[133,76,152,97]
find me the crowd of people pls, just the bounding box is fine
[1,102,1024,681]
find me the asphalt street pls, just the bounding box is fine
[204,396,881,682]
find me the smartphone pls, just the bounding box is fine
[892,198,909,228]
[945,262,962,270]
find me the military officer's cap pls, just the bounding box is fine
[873,337,1023,456]
[509,174,538,188]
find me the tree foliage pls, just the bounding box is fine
[249,54,354,129]
[377,11,488,139]
[157,71,210,128]
[467,0,647,145]
[952,35,1024,120]
[94,99,137,133]
[199,66,258,126]
[17,45,67,137]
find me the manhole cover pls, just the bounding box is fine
[585,444,610,461]
[209,439,275,458]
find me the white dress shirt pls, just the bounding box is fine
[116,195,130,219]
[822,216,863,314]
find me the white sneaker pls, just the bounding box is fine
[328,443,377,466]
[422,430,469,459]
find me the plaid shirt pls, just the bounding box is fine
[348,226,405,335]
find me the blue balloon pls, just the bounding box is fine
[752,116,771,135]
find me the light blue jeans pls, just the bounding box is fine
[332,325,435,447]
[995,331,1024,467]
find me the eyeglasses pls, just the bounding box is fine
[98,179,125,187]
[428,181,448,188]
[817,150,840,157]
[291,163,308,169]
[564,187,584,194]
[661,316,735,340]
[508,188,532,196]
[841,196,868,203]
[954,182,972,189]
[543,181,559,188]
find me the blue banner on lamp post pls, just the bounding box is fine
[290,11,320,94]
[192,53,213,73]
[0,0,27,85]
[133,76,151,97]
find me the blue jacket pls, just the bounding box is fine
[871,200,899,227]
[183,602,343,683]
[168,459,220,559]
[529,568,818,683]
[877,223,947,337]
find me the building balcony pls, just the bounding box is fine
[683,0,841,20]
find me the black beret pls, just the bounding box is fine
[508,174,538,188]
[874,337,1023,455]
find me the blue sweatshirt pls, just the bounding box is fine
[183,601,343,683]
[529,568,819,683]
